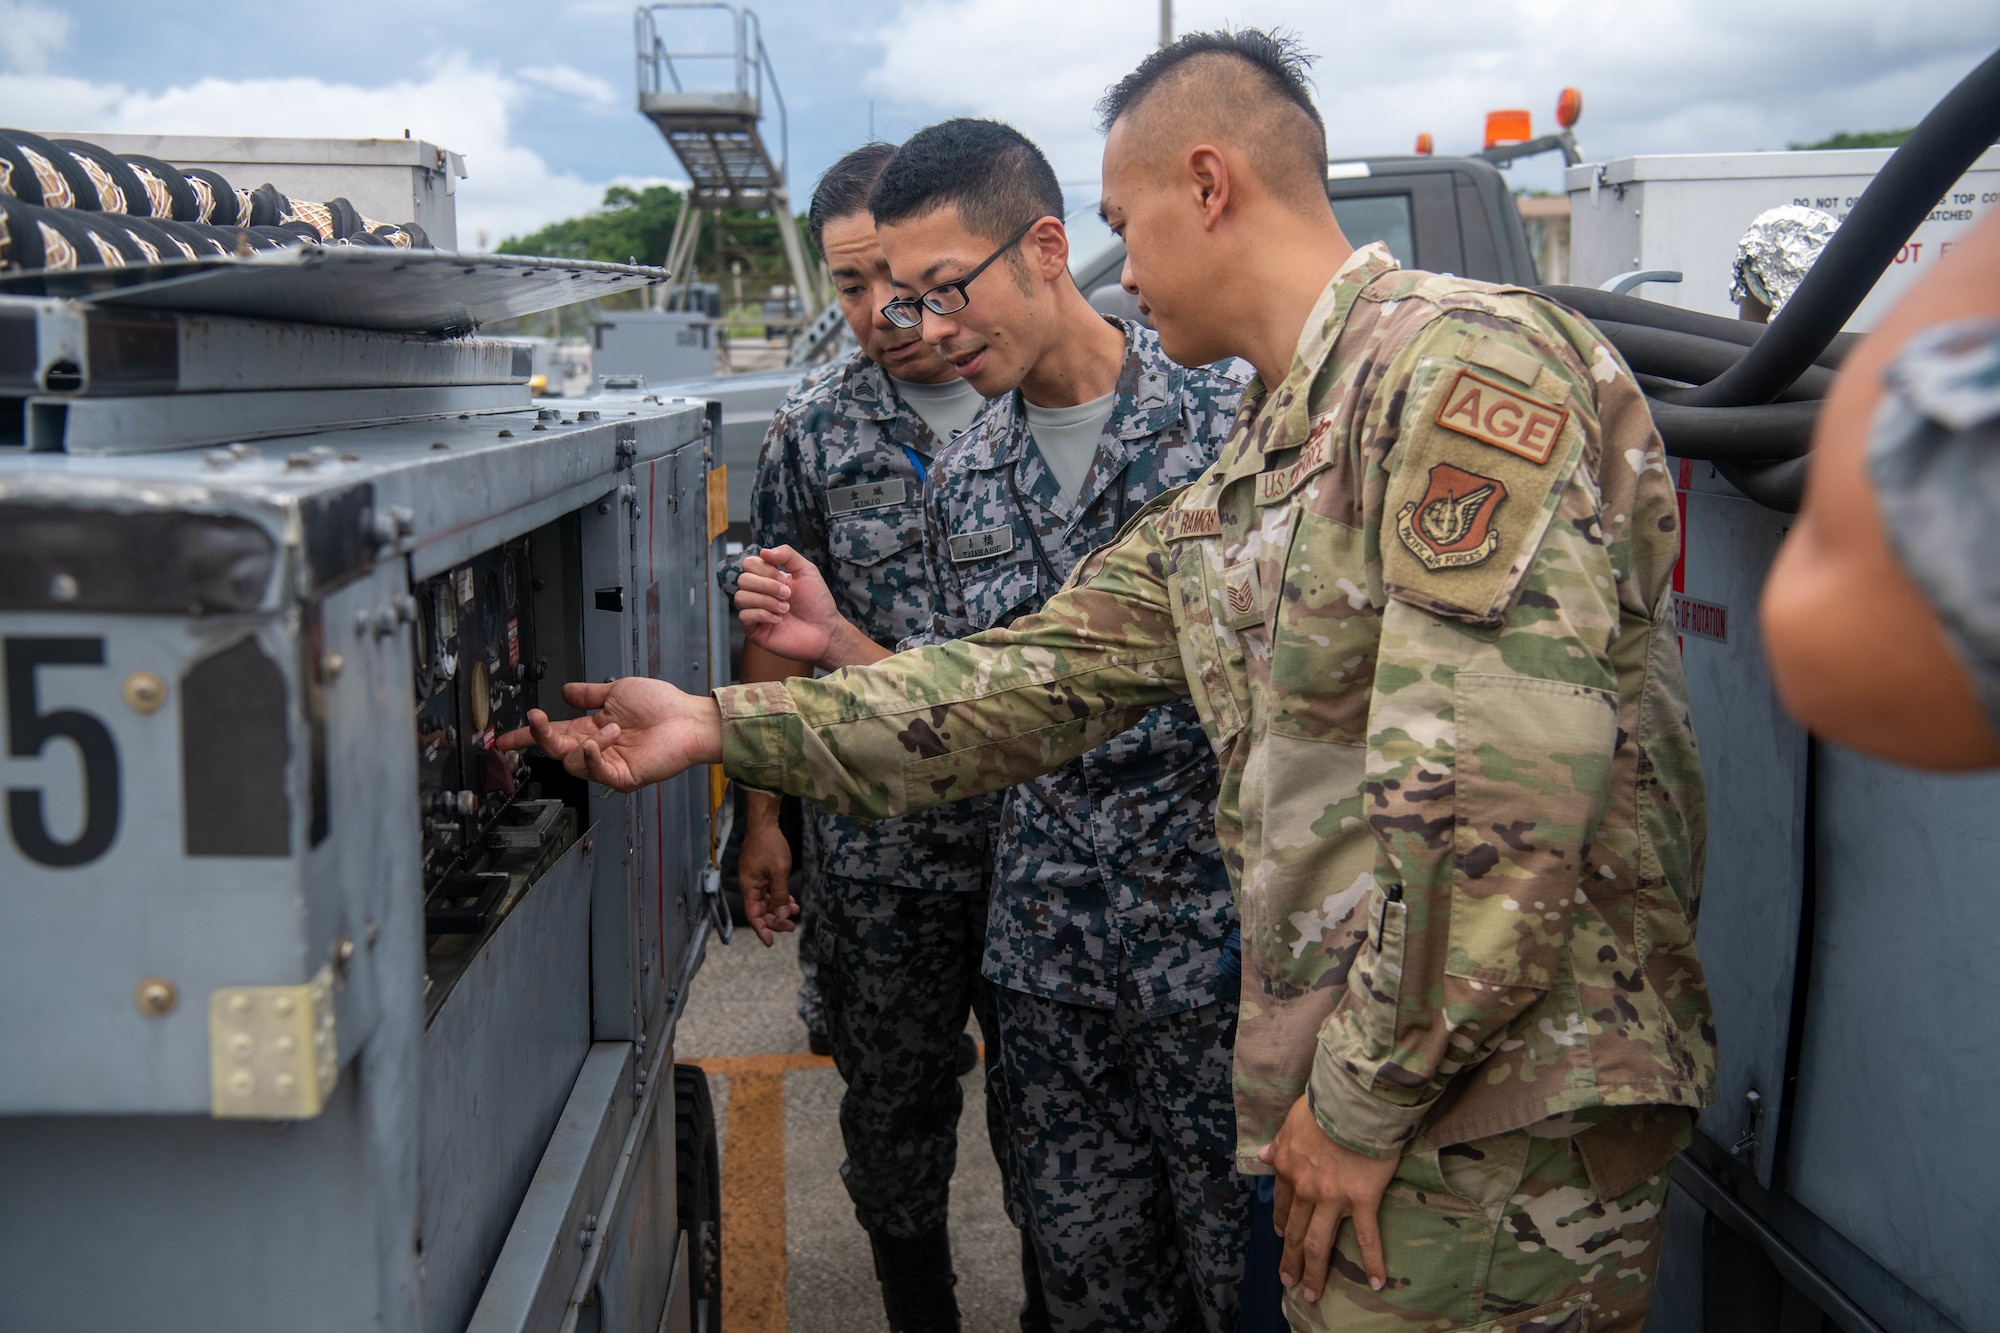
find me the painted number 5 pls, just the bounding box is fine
[5,637,121,868]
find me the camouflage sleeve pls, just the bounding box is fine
[717,511,1188,817]
[1307,307,1637,1157]
[897,465,974,652]
[749,400,833,573]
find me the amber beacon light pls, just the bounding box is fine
[1484,108,1533,150]
[1414,132,1435,155]
[1556,86,1584,129]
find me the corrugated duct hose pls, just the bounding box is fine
[1540,44,2000,512]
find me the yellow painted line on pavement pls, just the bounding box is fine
[708,1066,789,1333]
[689,1051,833,1333]
[688,1042,983,1331]
[693,1050,835,1077]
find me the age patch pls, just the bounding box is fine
[1433,369,1569,465]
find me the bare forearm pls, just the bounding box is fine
[822,619,893,670]
[739,643,806,823]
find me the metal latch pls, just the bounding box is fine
[209,964,339,1119]
[1731,1088,1764,1160]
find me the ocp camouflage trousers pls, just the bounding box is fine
[814,873,1015,1239]
[994,986,1253,1333]
[1279,1106,1693,1332]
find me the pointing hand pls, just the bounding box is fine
[495,677,723,793]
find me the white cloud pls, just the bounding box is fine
[868,0,2000,200]
[0,0,69,73]
[0,54,666,247]
[520,63,619,107]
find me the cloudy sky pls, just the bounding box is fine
[3,0,1996,247]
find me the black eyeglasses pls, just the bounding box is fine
[880,218,1040,329]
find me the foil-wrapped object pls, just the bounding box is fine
[1729,205,1840,314]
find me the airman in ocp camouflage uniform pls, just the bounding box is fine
[901,316,1253,1333]
[714,241,1715,1330]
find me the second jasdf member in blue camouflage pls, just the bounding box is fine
[720,142,1027,1333]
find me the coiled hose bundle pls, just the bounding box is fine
[0,128,431,276]
[1537,45,2000,512]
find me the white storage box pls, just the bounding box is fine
[1565,147,2000,328]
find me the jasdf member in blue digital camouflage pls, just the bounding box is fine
[720,142,1022,1333]
[731,121,1254,1333]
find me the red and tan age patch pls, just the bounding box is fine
[1433,369,1569,465]
[1396,463,1508,571]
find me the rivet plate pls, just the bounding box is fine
[208,965,338,1119]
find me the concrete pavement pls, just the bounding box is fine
[675,922,1024,1332]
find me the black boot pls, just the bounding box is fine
[869,1225,960,1333]
[1017,1227,1052,1333]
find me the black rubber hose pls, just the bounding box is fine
[1600,322,1836,401]
[1540,285,1861,368]
[1689,45,2000,407]
[1715,457,1811,513]
[1644,400,1820,462]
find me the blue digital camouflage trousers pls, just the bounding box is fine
[993,986,1253,1333]
[812,872,1018,1239]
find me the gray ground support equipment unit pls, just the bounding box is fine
[0,245,731,1333]
[1558,47,2000,1333]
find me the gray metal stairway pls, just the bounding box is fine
[634,3,822,332]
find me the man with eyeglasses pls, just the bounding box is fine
[738,118,1252,1332]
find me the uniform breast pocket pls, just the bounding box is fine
[1171,541,1245,745]
[826,511,922,570]
[1269,507,1375,743]
[956,550,1043,630]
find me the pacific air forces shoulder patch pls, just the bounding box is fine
[1383,351,1585,626]
[1397,463,1507,571]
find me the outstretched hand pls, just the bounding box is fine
[495,677,723,793]
[735,545,841,666]
[1259,1094,1399,1303]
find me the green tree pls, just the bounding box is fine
[500,185,817,289]
[1790,128,1912,150]
[496,185,820,337]
[499,184,683,265]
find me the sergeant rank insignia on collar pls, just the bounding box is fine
[1397,463,1508,571]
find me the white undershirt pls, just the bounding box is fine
[1024,389,1117,499]
[891,374,985,446]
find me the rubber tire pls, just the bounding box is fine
[674,1063,723,1333]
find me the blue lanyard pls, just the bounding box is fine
[901,444,928,482]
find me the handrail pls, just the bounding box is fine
[634,3,765,110]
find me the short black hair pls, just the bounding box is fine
[1096,27,1326,165]
[808,141,898,253]
[868,118,1064,246]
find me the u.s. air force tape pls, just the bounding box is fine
[825,478,908,516]
[948,526,1014,563]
